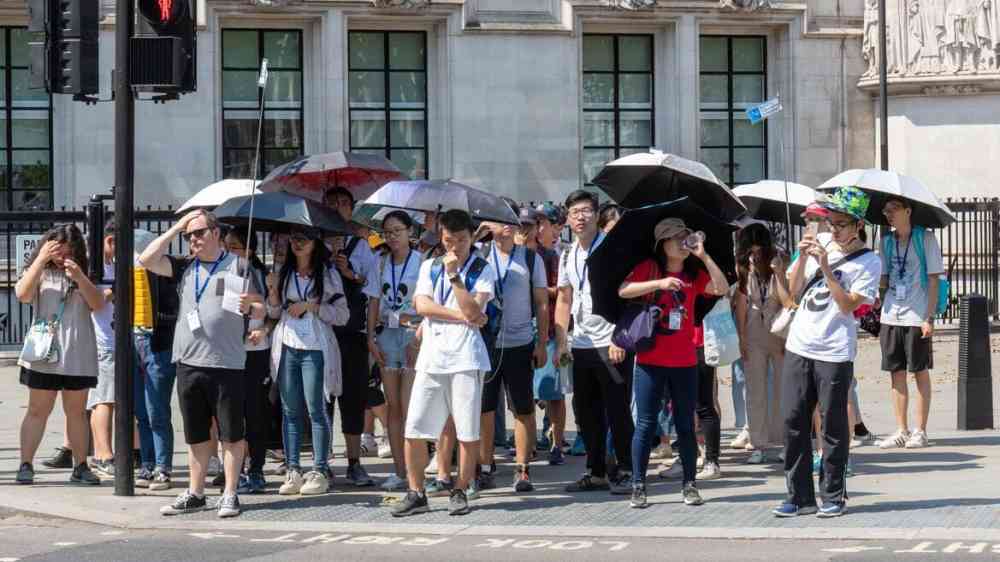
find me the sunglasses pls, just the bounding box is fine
[183,227,211,241]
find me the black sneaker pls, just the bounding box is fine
[630,483,648,509]
[391,490,430,517]
[512,465,533,493]
[449,489,470,516]
[565,473,609,493]
[160,491,208,515]
[70,463,101,486]
[42,447,72,469]
[16,462,34,485]
[610,472,633,495]
[477,469,496,490]
[136,467,154,489]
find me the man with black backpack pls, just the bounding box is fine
[326,186,380,487]
[475,208,549,494]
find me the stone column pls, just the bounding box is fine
[676,14,699,159]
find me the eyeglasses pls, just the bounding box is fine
[567,208,595,218]
[383,227,409,238]
[827,220,855,231]
[183,227,211,241]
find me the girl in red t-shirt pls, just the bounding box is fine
[618,217,729,508]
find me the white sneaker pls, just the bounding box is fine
[778,450,786,462]
[300,470,330,495]
[658,461,684,479]
[746,450,768,464]
[425,453,439,475]
[877,430,910,450]
[697,461,721,481]
[381,474,407,491]
[744,442,756,452]
[904,430,929,449]
[649,443,673,460]
[279,469,304,495]
[696,444,705,469]
[730,429,750,450]
[360,433,379,457]
[377,436,393,459]
[207,456,222,477]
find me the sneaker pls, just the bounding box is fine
[610,472,633,495]
[424,477,454,497]
[697,461,721,481]
[381,474,407,492]
[377,436,393,459]
[279,469,303,495]
[391,490,430,517]
[773,502,818,517]
[424,453,439,475]
[778,451,786,462]
[15,462,34,485]
[512,466,533,493]
[273,461,288,476]
[905,430,929,449]
[136,467,154,489]
[877,429,910,450]
[818,501,848,518]
[449,489,470,516]
[70,463,101,486]
[346,463,375,487]
[629,483,648,509]
[813,452,822,474]
[682,482,704,506]
[300,470,330,495]
[730,429,751,450]
[207,456,222,477]
[42,447,72,469]
[569,435,586,456]
[658,461,684,480]
[746,450,768,464]
[211,472,226,488]
[548,446,565,466]
[696,444,706,469]
[92,459,116,479]
[650,443,673,460]
[467,476,482,501]
[477,469,496,491]
[845,457,855,478]
[217,493,241,518]
[744,442,756,452]
[149,469,172,492]
[160,491,208,515]
[565,474,610,493]
[360,433,378,457]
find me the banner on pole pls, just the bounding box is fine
[746,98,782,125]
[257,59,269,88]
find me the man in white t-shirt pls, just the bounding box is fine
[775,187,881,520]
[876,198,943,450]
[392,209,496,518]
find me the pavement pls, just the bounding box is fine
[0,333,999,547]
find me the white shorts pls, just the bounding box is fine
[405,370,484,443]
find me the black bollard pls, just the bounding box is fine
[957,294,993,430]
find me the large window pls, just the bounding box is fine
[222,29,304,179]
[699,36,767,186]
[348,31,428,179]
[3,28,52,211]
[582,34,654,184]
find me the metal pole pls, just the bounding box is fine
[113,0,136,496]
[878,0,889,170]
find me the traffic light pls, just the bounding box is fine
[28,0,99,95]
[132,0,196,92]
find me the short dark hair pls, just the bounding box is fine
[198,211,220,231]
[886,197,911,209]
[226,227,258,253]
[103,217,117,238]
[326,186,355,206]
[438,209,475,235]
[382,210,414,230]
[564,190,598,212]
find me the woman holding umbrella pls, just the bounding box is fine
[618,218,730,509]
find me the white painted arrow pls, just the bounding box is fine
[822,546,885,553]
[188,532,241,540]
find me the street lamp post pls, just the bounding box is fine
[878,0,889,171]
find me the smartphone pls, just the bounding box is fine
[804,221,819,241]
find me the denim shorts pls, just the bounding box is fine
[378,327,416,370]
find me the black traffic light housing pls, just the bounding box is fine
[132,0,196,93]
[28,0,99,95]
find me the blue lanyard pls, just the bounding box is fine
[437,255,475,305]
[293,272,313,302]
[895,234,912,280]
[194,252,227,306]
[492,245,514,297]
[391,250,413,304]
[574,233,604,292]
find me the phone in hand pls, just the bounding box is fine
[804,221,819,241]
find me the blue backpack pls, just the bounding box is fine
[881,226,950,317]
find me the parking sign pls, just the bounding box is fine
[15,235,43,276]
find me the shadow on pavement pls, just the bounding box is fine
[848,497,1000,515]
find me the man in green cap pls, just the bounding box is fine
[773,186,882,519]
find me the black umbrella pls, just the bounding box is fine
[352,179,520,227]
[589,197,736,324]
[214,191,352,235]
[591,151,747,222]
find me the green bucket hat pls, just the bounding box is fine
[821,186,870,222]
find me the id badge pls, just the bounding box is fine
[388,310,401,329]
[895,284,908,301]
[187,310,202,332]
[668,310,682,331]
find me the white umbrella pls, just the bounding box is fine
[733,180,817,226]
[817,169,957,228]
[176,179,262,214]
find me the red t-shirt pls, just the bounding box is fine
[624,259,710,368]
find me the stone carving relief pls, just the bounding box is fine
[863,0,1000,77]
[605,0,657,9]
[719,0,773,11]
[371,0,430,8]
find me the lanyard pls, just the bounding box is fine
[574,232,604,292]
[293,272,313,302]
[391,250,413,304]
[492,245,514,297]
[895,233,912,280]
[437,255,475,305]
[194,251,227,306]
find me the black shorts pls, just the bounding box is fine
[367,364,386,409]
[176,363,246,445]
[328,331,367,435]
[482,343,536,416]
[880,324,933,373]
[19,368,97,391]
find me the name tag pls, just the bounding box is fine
[895,284,908,301]
[668,310,682,331]
[387,310,401,329]
[187,310,202,332]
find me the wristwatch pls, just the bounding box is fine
[447,272,461,283]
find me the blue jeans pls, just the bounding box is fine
[277,346,329,471]
[133,333,176,472]
[632,363,698,484]
[731,359,748,429]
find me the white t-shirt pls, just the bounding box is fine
[280,272,323,351]
[366,249,424,319]
[414,256,496,374]
[785,246,882,363]
[557,233,614,349]
[880,230,944,328]
[91,263,115,351]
